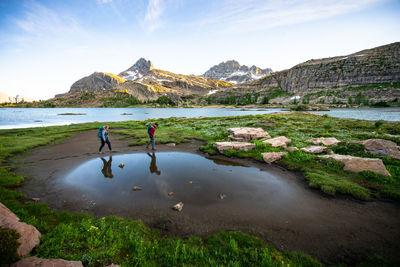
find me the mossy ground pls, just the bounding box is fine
[1,112,399,266]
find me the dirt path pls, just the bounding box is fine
[13,130,400,265]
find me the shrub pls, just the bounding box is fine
[0,228,20,264]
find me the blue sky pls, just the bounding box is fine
[0,0,399,100]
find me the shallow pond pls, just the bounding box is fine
[62,152,302,216]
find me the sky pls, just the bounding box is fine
[0,0,399,100]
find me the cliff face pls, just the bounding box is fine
[69,72,126,93]
[254,42,400,94]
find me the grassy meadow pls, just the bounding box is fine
[1,112,399,266]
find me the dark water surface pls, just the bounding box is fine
[62,152,302,216]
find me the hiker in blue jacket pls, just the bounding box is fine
[98,125,112,154]
[146,123,158,150]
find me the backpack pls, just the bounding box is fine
[147,125,152,134]
[98,126,104,138]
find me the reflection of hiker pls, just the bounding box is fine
[98,125,112,154]
[100,156,113,178]
[147,152,161,175]
[146,123,158,150]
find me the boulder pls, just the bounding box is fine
[213,142,256,153]
[11,257,83,267]
[306,137,341,146]
[301,146,327,154]
[262,152,288,164]
[359,139,400,160]
[322,154,391,176]
[0,202,41,256]
[227,127,270,141]
[263,136,291,148]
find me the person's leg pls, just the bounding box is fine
[106,139,112,151]
[146,136,152,148]
[99,138,105,152]
[151,136,155,150]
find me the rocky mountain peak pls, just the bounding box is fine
[201,60,272,84]
[119,58,155,80]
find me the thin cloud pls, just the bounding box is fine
[143,0,164,32]
[10,0,88,45]
[197,0,387,33]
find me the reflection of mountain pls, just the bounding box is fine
[207,157,248,167]
[101,156,113,178]
[147,152,161,175]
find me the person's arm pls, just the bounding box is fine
[102,129,106,141]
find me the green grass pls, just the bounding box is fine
[1,112,399,265]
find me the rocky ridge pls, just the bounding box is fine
[201,60,272,84]
[208,42,400,105]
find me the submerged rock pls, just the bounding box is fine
[218,193,227,200]
[262,152,288,164]
[263,136,291,148]
[301,145,327,154]
[11,257,83,267]
[168,192,174,196]
[118,163,125,168]
[227,127,270,141]
[132,186,142,191]
[188,181,193,184]
[213,142,256,153]
[172,202,184,212]
[322,154,391,176]
[0,202,41,256]
[306,137,341,146]
[359,139,400,160]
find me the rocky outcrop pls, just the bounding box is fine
[213,142,256,153]
[322,154,391,176]
[257,42,400,94]
[262,152,288,163]
[358,139,400,160]
[306,137,341,146]
[263,136,291,148]
[301,146,327,154]
[69,72,126,93]
[228,127,270,141]
[201,60,272,84]
[0,202,41,256]
[11,257,83,267]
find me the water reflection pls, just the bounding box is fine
[147,152,161,175]
[100,156,114,178]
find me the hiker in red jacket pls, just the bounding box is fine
[146,123,158,150]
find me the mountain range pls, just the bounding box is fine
[49,42,400,107]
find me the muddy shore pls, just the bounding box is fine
[12,130,400,265]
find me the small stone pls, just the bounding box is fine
[118,163,125,168]
[218,194,227,200]
[172,202,184,212]
[32,198,40,202]
[301,145,327,154]
[11,257,83,267]
[168,192,174,196]
[262,152,288,164]
[188,181,193,184]
[285,147,299,152]
[263,136,291,148]
[166,143,176,147]
[306,137,341,146]
[132,186,142,191]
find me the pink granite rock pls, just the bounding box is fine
[213,142,256,153]
[228,127,270,141]
[262,152,288,164]
[263,136,291,148]
[306,137,340,146]
[301,146,327,154]
[322,154,391,176]
[11,257,83,267]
